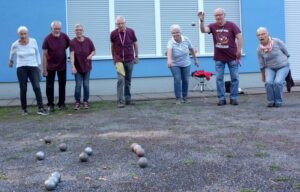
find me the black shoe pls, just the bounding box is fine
[274,103,282,107]
[57,104,66,110]
[230,99,239,105]
[37,108,49,116]
[267,103,274,107]
[217,100,226,106]
[47,105,55,112]
[125,101,135,105]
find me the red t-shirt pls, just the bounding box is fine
[208,21,241,61]
[110,27,137,63]
[42,32,70,71]
[70,37,95,73]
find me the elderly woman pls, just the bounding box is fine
[256,27,290,107]
[8,26,48,115]
[70,24,96,110]
[167,24,198,104]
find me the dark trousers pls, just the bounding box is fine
[46,70,66,106]
[17,66,44,110]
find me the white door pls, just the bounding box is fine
[285,0,300,80]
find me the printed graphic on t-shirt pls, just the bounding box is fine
[215,28,229,49]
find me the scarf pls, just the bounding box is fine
[259,37,273,53]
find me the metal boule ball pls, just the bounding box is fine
[137,157,148,168]
[44,179,56,191]
[130,143,139,152]
[36,151,45,160]
[51,172,61,182]
[133,144,142,153]
[48,176,59,185]
[59,143,67,152]
[79,152,89,162]
[84,147,93,156]
[135,147,145,157]
[44,137,51,144]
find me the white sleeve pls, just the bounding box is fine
[9,42,17,61]
[167,39,173,49]
[33,39,41,65]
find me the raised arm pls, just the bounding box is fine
[198,11,210,33]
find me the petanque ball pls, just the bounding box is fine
[44,179,56,191]
[44,137,51,144]
[36,151,45,160]
[137,157,148,168]
[84,147,93,156]
[59,143,67,152]
[79,152,88,162]
[133,144,142,153]
[51,172,61,182]
[135,147,145,157]
[48,176,59,185]
[130,143,139,152]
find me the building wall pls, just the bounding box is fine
[0,0,285,83]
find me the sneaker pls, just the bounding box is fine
[267,103,274,107]
[230,99,239,105]
[37,108,48,116]
[175,100,181,105]
[217,100,226,106]
[22,109,28,116]
[117,102,125,108]
[182,97,191,103]
[125,100,135,105]
[274,103,282,107]
[57,104,66,110]
[47,105,55,112]
[74,102,80,110]
[83,101,89,109]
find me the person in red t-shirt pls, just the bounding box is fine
[42,21,70,111]
[70,24,96,110]
[110,16,139,108]
[198,8,243,106]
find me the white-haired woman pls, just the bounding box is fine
[256,27,290,107]
[8,26,48,115]
[70,24,96,110]
[167,24,198,104]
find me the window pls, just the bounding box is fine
[66,0,241,58]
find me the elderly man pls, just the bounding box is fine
[110,16,139,108]
[42,21,70,111]
[198,8,243,106]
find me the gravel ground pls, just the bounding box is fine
[0,92,299,192]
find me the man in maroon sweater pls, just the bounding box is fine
[42,21,70,111]
[110,16,139,108]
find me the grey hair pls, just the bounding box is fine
[256,27,268,34]
[74,24,84,29]
[17,26,28,33]
[51,20,62,28]
[214,8,226,16]
[115,16,126,23]
[170,24,181,32]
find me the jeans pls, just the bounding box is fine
[46,69,66,107]
[74,71,90,103]
[265,65,289,104]
[170,65,191,100]
[215,60,239,101]
[17,66,44,110]
[117,62,134,103]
